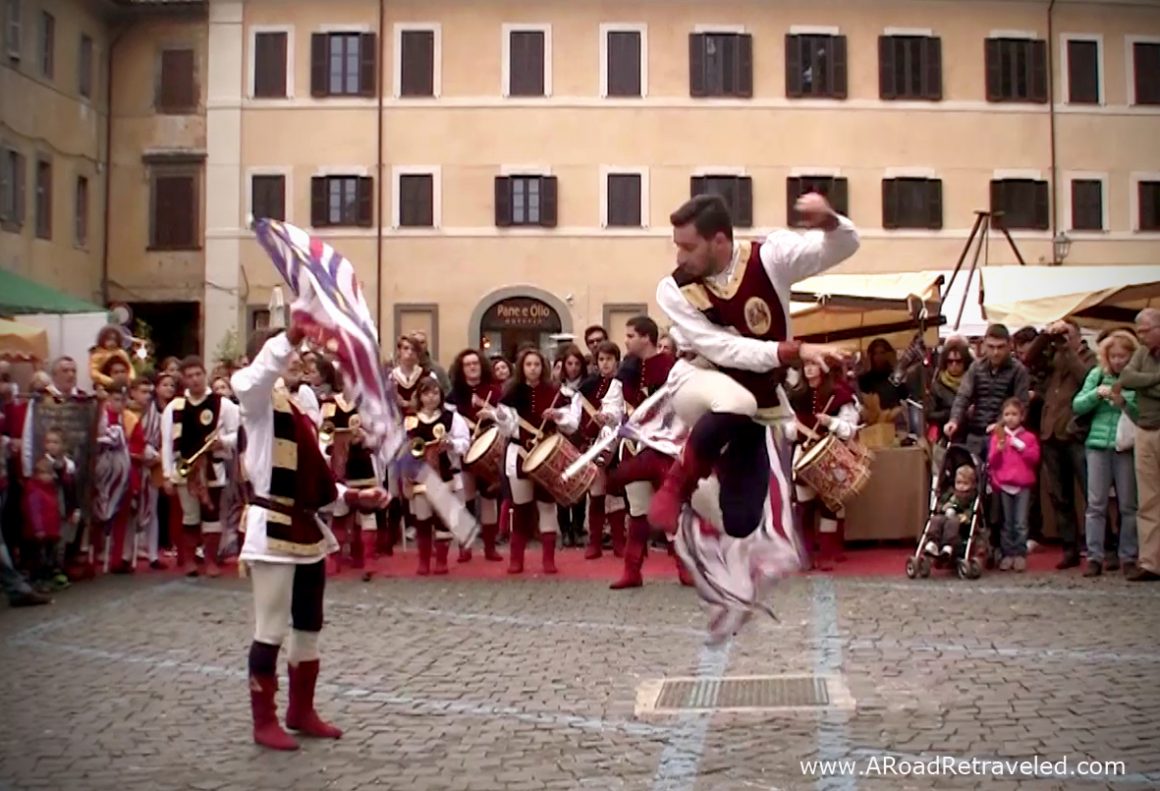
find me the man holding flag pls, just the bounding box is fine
[233,323,390,751]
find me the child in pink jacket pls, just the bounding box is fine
[988,398,1041,571]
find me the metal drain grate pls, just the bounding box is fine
[637,674,852,714]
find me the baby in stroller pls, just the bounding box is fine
[924,465,978,561]
[907,445,985,579]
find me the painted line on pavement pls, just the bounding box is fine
[844,638,1159,665]
[2,579,186,645]
[843,579,1160,600]
[172,580,708,636]
[811,577,856,791]
[649,638,732,791]
[12,637,671,739]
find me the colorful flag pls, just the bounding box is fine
[251,219,405,462]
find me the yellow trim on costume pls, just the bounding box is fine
[266,536,328,556]
[268,493,294,507]
[679,283,713,311]
[703,241,751,300]
[321,401,337,419]
[345,477,378,488]
[171,397,186,411]
[272,437,298,470]
[404,415,419,431]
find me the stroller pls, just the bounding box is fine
[905,443,988,580]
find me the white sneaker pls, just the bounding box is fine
[1027,539,1041,553]
[924,541,939,557]
[940,545,953,557]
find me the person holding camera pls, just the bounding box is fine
[1022,319,1096,569]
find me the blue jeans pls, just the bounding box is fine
[1085,448,1138,564]
[1000,488,1031,558]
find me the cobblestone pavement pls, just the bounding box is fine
[2,568,1160,791]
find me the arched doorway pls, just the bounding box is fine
[469,287,572,362]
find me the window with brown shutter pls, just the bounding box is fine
[606,30,642,97]
[1066,39,1099,104]
[75,175,88,246]
[881,178,942,229]
[786,34,847,99]
[689,33,752,98]
[39,11,52,78]
[311,32,376,97]
[158,48,196,113]
[606,173,642,227]
[5,0,22,60]
[253,31,288,98]
[0,147,24,228]
[786,176,848,226]
[984,38,1047,103]
[310,175,373,227]
[400,29,435,97]
[1134,43,1160,105]
[1070,180,1103,231]
[150,172,198,250]
[508,30,545,97]
[1139,181,1160,231]
[251,174,285,221]
[690,175,753,227]
[34,158,50,239]
[878,35,941,100]
[989,179,1049,230]
[494,175,557,227]
[398,173,434,227]
[78,33,92,99]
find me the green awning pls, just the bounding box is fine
[0,269,106,315]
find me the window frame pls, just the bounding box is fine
[494,169,557,228]
[989,177,1050,231]
[248,25,294,99]
[785,30,848,100]
[309,30,377,98]
[1129,172,1160,233]
[39,10,52,79]
[246,167,291,224]
[309,172,374,228]
[393,23,441,98]
[156,47,198,114]
[1126,36,1160,106]
[4,0,21,61]
[74,173,88,248]
[501,23,552,98]
[148,168,200,251]
[1060,33,1103,106]
[881,176,943,230]
[599,23,647,99]
[0,145,25,230]
[877,33,942,101]
[689,27,753,99]
[984,34,1048,104]
[600,166,649,229]
[787,171,848,226]
[391,165,441,229]
[690,169,754,228]
[1062,172,1108,233]
[78,32,93,99]
[33,155,51,240]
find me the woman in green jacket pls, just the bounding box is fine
[1073,330,1139,576]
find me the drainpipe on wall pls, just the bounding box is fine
[1047,0,1060,263]
[100,23,132,306]
[375,0,386,341]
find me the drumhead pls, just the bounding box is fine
[523,434,559,472]
[465,426,498,464]
[797,435,833,467]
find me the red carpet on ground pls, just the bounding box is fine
[147,543,1070,581]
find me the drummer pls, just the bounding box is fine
[576,341,628,559]
[477,348,580,575]
[405,379,471,575]
[448,348,504,562]
[787,360,861,570]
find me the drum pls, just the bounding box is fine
[793,435,872,512]
[464,426,504,487]
[524,434,598,506]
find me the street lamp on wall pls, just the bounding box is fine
[1052,232,1072,265]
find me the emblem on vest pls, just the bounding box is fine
[744,297,773,335]
[199,408,214,427]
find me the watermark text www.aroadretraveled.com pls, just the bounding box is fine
[801,754,1127,780]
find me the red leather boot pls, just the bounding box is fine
[250,673,299,751]
[608,509,626,558]
[203,530,222,578]
[648,445,713,535]
[610,516,649,589]
[434,537,451,575]
[415,522,433,576]
[481,523,503,561]
[286,660,342,739]
[507,506,529,574]
[585,496,605,559]
[541,532,559,574]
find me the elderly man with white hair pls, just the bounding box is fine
[1116,307,1160,582]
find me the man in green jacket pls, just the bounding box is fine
[1117,308,1160,582]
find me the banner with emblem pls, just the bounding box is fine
[28,396,100,516]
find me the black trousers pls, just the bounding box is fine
[1041,438,1087,553]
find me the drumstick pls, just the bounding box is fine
[795,420,822,444]
[534,390,563,438]
[469,392,493,443]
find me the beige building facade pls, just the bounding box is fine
[5,0,1160,361]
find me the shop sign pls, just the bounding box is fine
[481,298,561,330]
